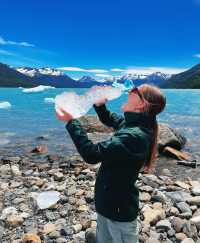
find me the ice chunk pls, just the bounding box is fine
[86,86,122,103]
[36,191,60,209]
[55,81,135,118]
[55,86,122,118]
[0,101,11,109]
[55,92,91,118]
[44,97,55,104]
[22,85,55,93]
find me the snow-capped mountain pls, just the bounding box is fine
[78,76,97,83]
[13,65,172,88]
[16,67,64,77]
[116,72,171,86]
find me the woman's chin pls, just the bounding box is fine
[121,105,126,112]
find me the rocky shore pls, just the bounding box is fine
[0,116,200,243]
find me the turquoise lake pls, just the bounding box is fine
[0,88,200,158]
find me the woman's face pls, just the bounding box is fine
[121,87,144,112]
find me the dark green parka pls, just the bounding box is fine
[66,104,154,222]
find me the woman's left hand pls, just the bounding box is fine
[56,108,74,123]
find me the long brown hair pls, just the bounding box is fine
[139,84,166,172]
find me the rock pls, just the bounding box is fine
[0,207,18,220]
[54,172,64,181]
[146,238,160,243]
[11,165,22,176]
[165,191,192,203]
[80,115,113,133]
[72,224,82,234]
[139,185,153,192]
[77,205,89,212]
[181,239,195,243]
[140,192,151,202]
[176,202,192,214]
[175,181,190,190]
[22,233,41,243]
[182,221,198,240]
[43,223,58,235]
[191,187,200,196]
[190,215,200,229]
[156,219,172,232]
[151,190,167,203]
[187,196,200,206]
[48,230,61,239]
[31,145,48,154]
[171,217,186,233]
[175,232,187,241]
[168,207,179,216]
[142,205,165,225]
[158,123,186,152]
[161,168,172,177]
[85,228,96,243]
[55,238,68,243]
[6,214,24,227]
[0,226,4,239]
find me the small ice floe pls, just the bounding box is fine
[0,101,11,109]
[22,85,55,93]
[36,191,60,209]
[44,97,55,104]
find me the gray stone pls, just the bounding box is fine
[176,202,192,214]
[156,219,172,231]
[165,191,192,203]
[181,239,195,243]
[85,228,96,243]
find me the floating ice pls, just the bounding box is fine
[44,97,55,104]
[36,191,60,209]
[55,80,135,118]
[22,85,55,93]
[0,101,11,109]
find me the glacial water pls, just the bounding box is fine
[0,88,200,158]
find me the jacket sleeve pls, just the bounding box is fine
[93,104,124,130]
[66,119,134,165]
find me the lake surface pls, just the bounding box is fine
[0,88,200,158]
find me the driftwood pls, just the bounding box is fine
[176,160,197,168]
[163,146,192,161]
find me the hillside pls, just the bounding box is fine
[0,63,37,88]
[163,64,200,89]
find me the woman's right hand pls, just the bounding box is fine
[94,98,108,107]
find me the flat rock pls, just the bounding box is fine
[187,196,200,206]
[181,239,195,243]
[156,219,172,231]
[165,191,192,203]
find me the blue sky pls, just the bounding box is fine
[0,0,200,79]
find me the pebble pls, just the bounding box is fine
[1,144,200,242]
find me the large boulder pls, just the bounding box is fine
[80,116,186,151]
[158,124,186,152]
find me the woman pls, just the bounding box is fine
[56,84,166,243]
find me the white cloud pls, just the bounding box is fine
[0,49,15,56]
[110,68,126,72]
[95,74,113,78]
[0,36,34,47]
[194,54,200,58]
[57,66,108,73]
[123,66,187,75]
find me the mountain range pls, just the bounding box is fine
[0,62,200,88]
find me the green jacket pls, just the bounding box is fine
[66,104,154,222]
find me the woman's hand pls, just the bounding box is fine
[56,108,74,123]
[94,98,108,107]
